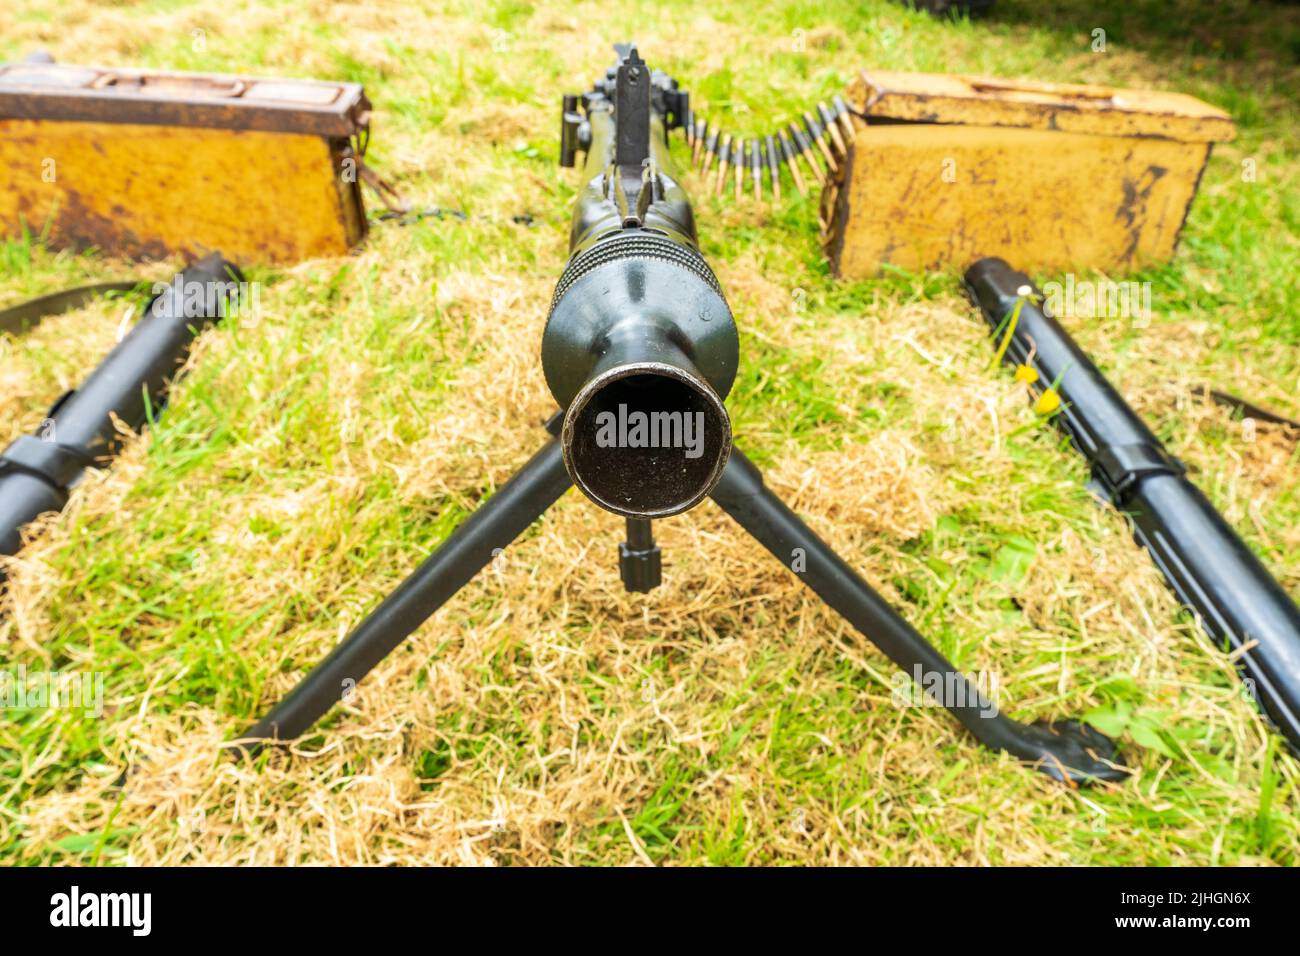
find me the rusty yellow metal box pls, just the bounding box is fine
[0,61,372,264]
[821,72,1235,277]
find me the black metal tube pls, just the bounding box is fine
[238,439,572,744]
[712,448,1126,783]
[557,319,732,518]
[965,256,1300,752]
[625,517,653,550]
[0,253,240,557]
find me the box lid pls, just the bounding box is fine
[0,62,370,137]
[847,71,1234,143]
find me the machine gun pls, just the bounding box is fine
[237,46,1125,785]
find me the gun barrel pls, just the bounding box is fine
[965,256,1300,753]
[0,254,241,557]
[544,51,738,519]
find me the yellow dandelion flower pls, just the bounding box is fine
[1033,388,1061,415]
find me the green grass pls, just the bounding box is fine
[1,0,1298,865]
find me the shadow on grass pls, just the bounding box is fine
[988,0,1300,80]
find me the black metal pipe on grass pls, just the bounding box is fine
[964,256,1300,754]
[0,253,241,559]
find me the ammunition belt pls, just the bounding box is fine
[683,95,858,203]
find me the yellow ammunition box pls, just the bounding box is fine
[0,61,372,264]
[821,72,1235,277]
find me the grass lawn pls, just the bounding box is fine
[1,0,1298,865]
